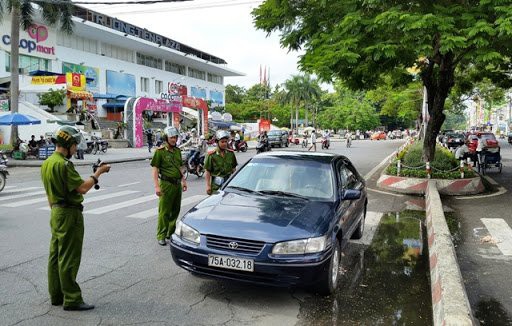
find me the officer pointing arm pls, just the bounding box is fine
[41,126,110,311]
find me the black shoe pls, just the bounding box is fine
[158,239,166,246]
[51,301,63,306]
[63,303,95,311]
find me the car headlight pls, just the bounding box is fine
[175,220,200,245]
[272,235,328,255]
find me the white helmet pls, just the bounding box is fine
[216,130,230,141]
[163,126,179,138]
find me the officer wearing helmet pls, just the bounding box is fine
[204,130,238,195]
[151,126,187,245]
[41,125,110,311]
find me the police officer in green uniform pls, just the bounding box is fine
[41,126,110,311]
[204,130,238,195]
[151,126,187,245]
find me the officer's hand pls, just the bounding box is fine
[206,185,212,195]
[182,181,187,192]
[98,164,111,174]
[155,186,162,196]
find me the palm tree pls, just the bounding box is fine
[1,0,74,146]
[282,74,322,134]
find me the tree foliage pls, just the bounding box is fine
[253,0,512,160]
[38,88,66,112]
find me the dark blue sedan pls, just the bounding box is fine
[170,152,367,295]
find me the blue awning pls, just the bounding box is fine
[93,93,117,99]
[102,102,125,109]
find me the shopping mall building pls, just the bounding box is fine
[0,5,244,145]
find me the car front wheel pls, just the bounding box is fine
[317,240,341,295]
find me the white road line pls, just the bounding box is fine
[127,195,208,219]
[350,211,383,246]
[480,218,512,256]
[85,195,158,215]
[0,186,41,194]
[39,190,138,211]
[0,190,46,202]
[118,182,141,188]
[4,186,15,189]
[2,189,104,208]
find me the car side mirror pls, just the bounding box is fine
[341,189,361,200]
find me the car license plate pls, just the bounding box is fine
[208,254,254,272]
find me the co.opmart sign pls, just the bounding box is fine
[0,20,57,59]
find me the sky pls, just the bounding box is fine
[80,0,307,91]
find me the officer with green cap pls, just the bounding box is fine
[151,126,187,245]
[41,125,111,311]
[204,130,238,195]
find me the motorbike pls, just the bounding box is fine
[0,151,9,193]
[183,147,205,179]
[89,137,108,155]
[229,139,248,152]
[321,138,330,149]
[256,139,271,154]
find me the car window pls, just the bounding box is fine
[268,131,280,136]
[480,134,496,141]
[228,158,334,199]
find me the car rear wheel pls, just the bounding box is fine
[317,240,341,295]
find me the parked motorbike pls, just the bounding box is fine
[0,151,9,193]
[90,137,108,155]
[256,139,271,154]
[183,147,205,179]
[321,138,330,149]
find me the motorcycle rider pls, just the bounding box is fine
[322,130,331,148]
[151,126,187,245]
[205,130,238,195]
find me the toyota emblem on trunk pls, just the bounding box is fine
[228,242,239,249]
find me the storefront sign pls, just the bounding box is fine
[167,82,187,96]
[106,70,136,97]
[160,93,181,101]
[191,87,207,100]
[0,20,56,59]
[259,119,271,133]
[31,75,66,85]
[66,73,86,91]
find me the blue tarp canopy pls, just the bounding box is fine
[0,113,41,125]
[208,120,238,129]
[102,102,125,109]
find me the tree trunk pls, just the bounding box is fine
[305,107,308,127]
[10,6,20,147]
[295,107,299,133]
[290,107,293,133]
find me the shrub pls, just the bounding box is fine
[0,144,13,151]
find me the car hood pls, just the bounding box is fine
[182,191,334,243]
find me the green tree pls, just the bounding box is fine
[253,1,512,161]
[38,88,66,112]
[1,0,74,146]
[225,84,246,104]
[282,74,321,133]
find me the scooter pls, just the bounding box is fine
[256,139,271,154]
[321,138,330,149]
[0,151,9,193]
[232,140,248,152]
[183,148,205,179]
[90,137,108,155]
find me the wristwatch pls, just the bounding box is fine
[90,175,98,185]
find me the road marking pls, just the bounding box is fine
[366,187,404,197]
[118,182,141,188]
[480,218,512,256]
[39,190,138,211]
[2,189,105,208]
[127,195,208,219]
[0,190,46,202]
[351,211,383,246]
[84,194,158,214]
[0,186,41,194]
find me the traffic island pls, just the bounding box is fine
[377,174,484,196]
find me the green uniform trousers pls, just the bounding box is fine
[48,207,84,307]
[157,180,182,240]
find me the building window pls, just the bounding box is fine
[207,73,223,84]
[100,43,134,62]
[155,80,163,93]
[164,61,186,75]
[140,77,149,92]
[5,53,51,73]
[136,53,162,70]
[188,67,206,80]
[58,33,98,55]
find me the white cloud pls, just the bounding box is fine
[81,0,304,89]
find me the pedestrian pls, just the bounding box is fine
[146,129,154,153]
[77,132,87,160]
[150,126,187,246]
[308,129,317,151]
[41,126,111,311]
[204,130,238,195]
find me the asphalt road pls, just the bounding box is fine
[1,139,406,326]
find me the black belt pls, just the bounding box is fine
[159,174,181,185]
[51,202,84,212]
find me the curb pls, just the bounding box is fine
[425,180,474,325]
[377,174,484,196]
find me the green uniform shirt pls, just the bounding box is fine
[204,148,238,178]
[150,143,183,179]
[41,152,84,206]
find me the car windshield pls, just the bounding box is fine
[480,134,496,141]
[267,131,281,136]
[227,157,334,200]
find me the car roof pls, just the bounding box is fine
[254,151,343,164]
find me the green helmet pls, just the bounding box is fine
[163,126,179,139]
[52,126,81,148]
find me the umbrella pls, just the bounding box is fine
[0,113,41,125]
[303,127,315,133]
